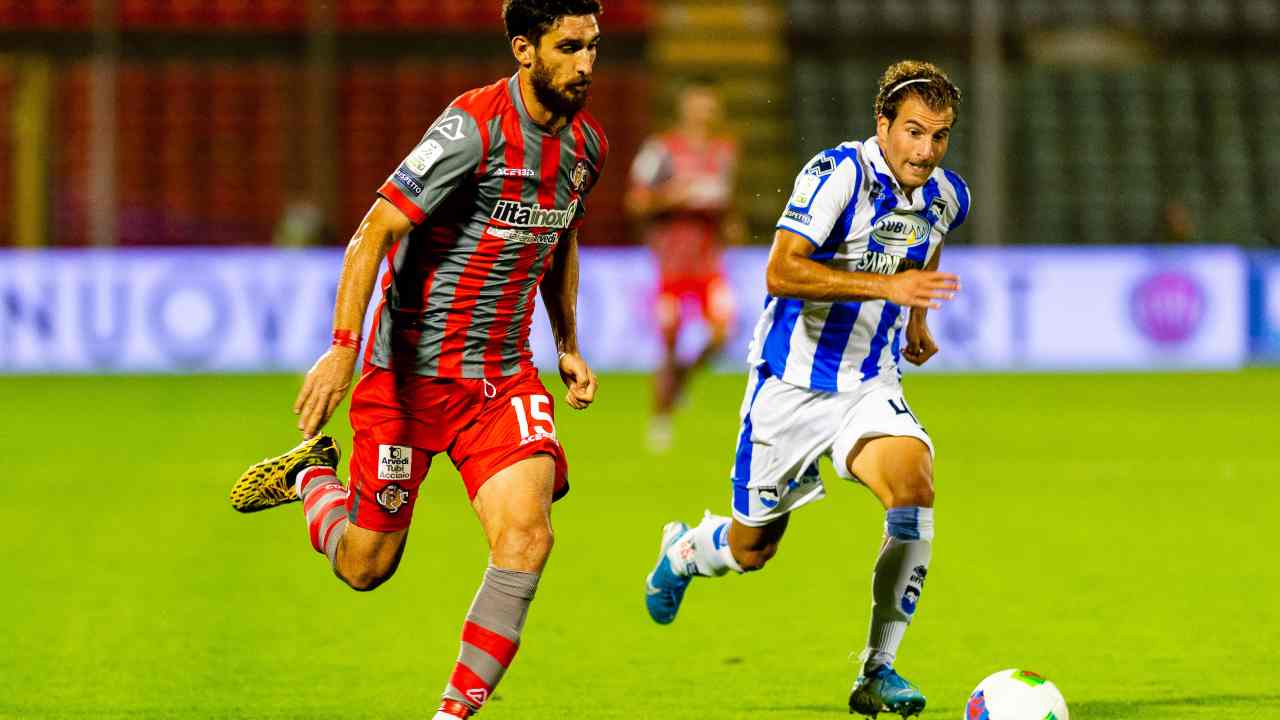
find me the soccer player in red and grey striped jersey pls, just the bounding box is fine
[228,2,607,718]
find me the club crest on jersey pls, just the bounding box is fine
[871,213,931,248]
[375,483,410,515]
[491,199,579,229]
[571,160,590,192]
[929,196,949,220]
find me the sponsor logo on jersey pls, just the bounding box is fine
[406,140,444,177]
[571,159,590,191]
[496,167,537,178]
[784,209,813,225]
[491,227,560,245]
[854,251,923,276]
[375,483,410,514]
[490,199,579,229]
[394,168,424,196]
[430,114,466,142]
[377,444,412,481]
[871,213,931,248]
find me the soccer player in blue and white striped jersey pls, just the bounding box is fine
[644,60,969,718]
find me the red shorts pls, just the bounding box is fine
[656,274,735,334]
[345,366,569,532]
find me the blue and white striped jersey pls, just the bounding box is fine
[746,136,971,392]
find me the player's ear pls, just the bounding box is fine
[876,114,891,145]
[511,36,535,69]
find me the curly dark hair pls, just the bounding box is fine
[874,59,962,123]
[503,0,603,44]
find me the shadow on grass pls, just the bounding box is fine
[1073,693,1280,717]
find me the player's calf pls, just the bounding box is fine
[440,564,541,715]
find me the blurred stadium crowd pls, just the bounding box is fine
[1,0,1278,249]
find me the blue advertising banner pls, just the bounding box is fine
[1249,251,1280,362]
[0,246,1250,374]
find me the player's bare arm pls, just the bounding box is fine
[903,242,944,366]
[293,198,412,437]
[540,228,597,410]
[766,228,959,309]
[625,181,692,219]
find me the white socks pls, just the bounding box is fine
[668,512,743,577]
[864,506,933,671]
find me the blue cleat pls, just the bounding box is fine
[644,521,691,625]
[848,664,926,718]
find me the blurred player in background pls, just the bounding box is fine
[228,2,607,718]
[644,60,968,718]
[625,77,742,452]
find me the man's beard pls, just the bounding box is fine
[530,60,590,118]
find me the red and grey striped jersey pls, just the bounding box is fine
[370,74,609,378]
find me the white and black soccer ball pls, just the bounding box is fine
[964,669,1069,720]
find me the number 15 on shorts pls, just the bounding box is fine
[511,395,556,444]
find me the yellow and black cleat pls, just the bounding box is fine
[230,435,340,513]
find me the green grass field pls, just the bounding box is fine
[2,370,1278,719]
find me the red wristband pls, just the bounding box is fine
[331,329,361,351]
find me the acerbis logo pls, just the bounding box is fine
[490,199,579,229]
[466,688,489,706]
[430,114,466,142]
[871,212,931,248]
[495,167,536,178]
[804,156,835,177]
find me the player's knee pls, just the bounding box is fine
[337,560,397,592]
[888,471,934,508]
[334,541,403,592]
[492,524,554,570]
[733,542,779,572]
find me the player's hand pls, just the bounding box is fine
[293,346,358,438]
[886,270,960,309]
[558,352,597,410]
[659,180,692,211]
[903,317,939,366]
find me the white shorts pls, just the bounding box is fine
[729,364,933,527]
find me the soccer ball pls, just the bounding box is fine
[965,669,1069,720]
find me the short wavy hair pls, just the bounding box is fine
[503,0,603,44]
[874,60,962,123]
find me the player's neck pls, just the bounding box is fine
[677,123,711,146]
[517,71,572,135]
